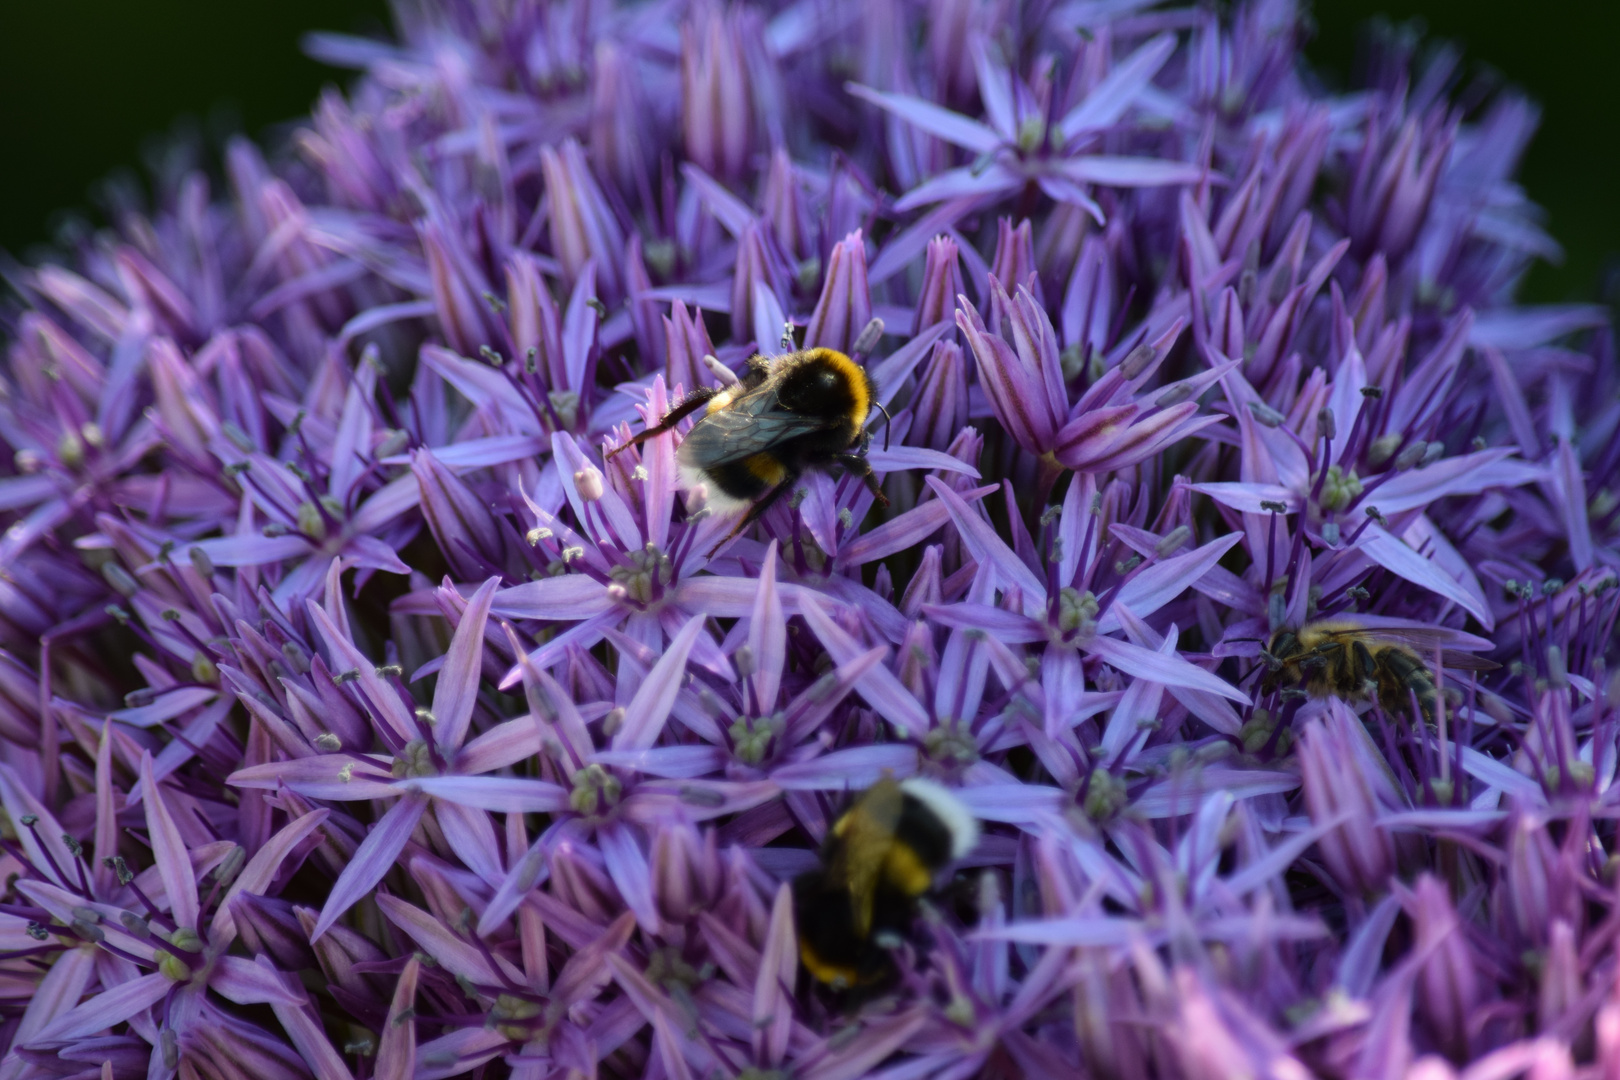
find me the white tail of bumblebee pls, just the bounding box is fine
[899,777,979,860]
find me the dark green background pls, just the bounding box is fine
[1,1,1615,303]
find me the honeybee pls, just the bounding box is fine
[608,347,889,555]
[1260,618,1499,722]
[793,776,979,990]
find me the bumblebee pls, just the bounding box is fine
[608,348,888,553]
[1261,619,1498,722]
[792,776,979,990]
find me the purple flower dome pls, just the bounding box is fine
[0,0,1616,1075]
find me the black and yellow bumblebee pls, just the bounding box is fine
[608,348,888,554]
[1261,619,1498,723]
[792,776,979,990]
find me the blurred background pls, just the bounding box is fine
[1,0,1615,303]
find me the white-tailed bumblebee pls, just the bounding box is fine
[608,347,889,554]
[1261,619,1498,722]
[792,776,979,990]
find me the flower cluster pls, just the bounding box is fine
[0,0,1616,1076]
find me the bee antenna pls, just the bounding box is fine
[870,401,893,452]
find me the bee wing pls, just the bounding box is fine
[826,780,905,938]
[1438,650,1501,672]
[1315,626,1499,671]
[1325,614,1495,653]
[676,385,836,469]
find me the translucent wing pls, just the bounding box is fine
[676,384,834,469]
[1314,622,1499,670]
[827,779,904,938]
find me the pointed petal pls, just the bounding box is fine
[377,894,526,985]
[311,795,428,940]
[214,809,330,947]
[925,476,1046,608]
[455,716,542,775]
[492,572,615,620]
[402,775,571,813]
[10,945,96,1048]
[865,446,980,476]
[432,577,499,755]
[1357,524,1492,626]
[228,755,397,801]
[211,956,305,1006]
[34,973,170,1042]
[1096,533,1244,632]
[307,601,417,743]
[748,543,786,712]
[894,164,1021,212]
[799,599,926,737]
[1083,633,1249,703]
[377,957,419,1080]
[770,744,919,790]
[613,615,703,752]
[477,832,551,937]
[844,84,1001,153]
[257,956,357,1080]
[0,764,77,888]
[800,1009,929,1080]
[434,799,504,883]
[922,602,1046,644]
[1056,33,1177,141]
[141,752,199,931]
[1370,448,1536,515]
[1048,156,1206,187]
[754,883,797,1067]
[600,823,660,934]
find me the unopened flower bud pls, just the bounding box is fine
[1119,343,1156,380]
[574,467,605,501]
[375,429,409,459]
[702,353,739,385]
[851,317,885,357]
[1394,440,1428,471]
[102,563,139,598]
[1248,401,1285,428]
[1367,433,1403,468]
[1155,526,1192,557]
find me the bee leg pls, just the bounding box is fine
[605,388,718,459]
[837,453,889,507]
[704,476,797,557]
[1351,641,1380,698]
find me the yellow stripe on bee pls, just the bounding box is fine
[806,348,870,428]
[883,843,934,898]
[798,941,860,989]
[704,387,739,415]
[744,453,787,485]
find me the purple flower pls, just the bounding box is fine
[0,0,1615,1073]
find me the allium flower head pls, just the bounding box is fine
[0,0,1616,1075]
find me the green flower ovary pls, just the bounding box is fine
[924,719,978,767]
[1318,466,1363,512]
[608,544,673,606]
[296,501,327,541]
[1082,770,1128,821]
[729,713,782,765]
[1057,588,1099,636]
[569,764,623,817]
[491,993,543,1041]
[391,739,438,779]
